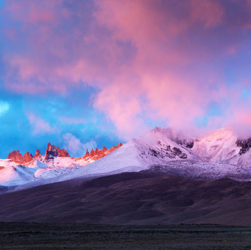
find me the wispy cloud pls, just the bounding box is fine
[63,133,97,157]
[27,113,55,135]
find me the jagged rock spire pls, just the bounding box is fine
[44,143,70,160]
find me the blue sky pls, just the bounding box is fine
[0,1,122,157]
[0,85,121,157]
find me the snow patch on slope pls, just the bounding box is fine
[192,128,240,162]
[0,160,37,186]
[58,141,145,182]
[134,127,196,164]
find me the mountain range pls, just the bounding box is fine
[0,127,251,225]
[0,142,123,188]
[1,127,250,189]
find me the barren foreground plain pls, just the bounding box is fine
[1,223,251,249]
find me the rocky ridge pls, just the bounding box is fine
[7,142,123,164]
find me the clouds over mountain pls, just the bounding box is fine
[1,0,251,137]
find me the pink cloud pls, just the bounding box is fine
[229,111,251,138]
[2,0,251,138]
[5,0,65,24]
[190,0,224,28]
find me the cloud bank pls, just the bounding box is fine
[1,0,251,137]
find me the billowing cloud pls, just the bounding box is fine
[1,0,251,138]
[63,133,97,157]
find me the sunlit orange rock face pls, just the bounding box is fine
[7,142,123,164]
[34,149,42,158]
[8,143,70,163]
[23,152,33,162]
[44,143,70,160]
[8,150,33,164]
[83,143,123,161]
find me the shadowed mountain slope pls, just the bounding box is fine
[1,169,251,226]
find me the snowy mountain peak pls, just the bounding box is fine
[134,127,196,164]
[198,128,235,142]
[136,127,251,166]
[192,128,251,163]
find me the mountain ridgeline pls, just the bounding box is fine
[7,142,123,164]
[1,127,251,226]
[1,127,251,189]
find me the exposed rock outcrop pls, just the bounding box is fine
[8,143,70,163]
[44,143,70,160]
[237,138,251,155]
[84,150,90,158]
[82,143,123,161]
[23,152,33,162]
[116,143,123,148]
[34,149,42,158]
[7,142,122,164]
[8,150,32,164]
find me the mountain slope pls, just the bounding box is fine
[192,128,251,166]
[54,128,199,183]
[1,170,251,226]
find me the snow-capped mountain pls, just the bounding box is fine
[1,127,251,190]
[134,127,196,163]
[192,128,251,168]
[192,129,239,162]
[0,143,123,187]
[55,127,251,183]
